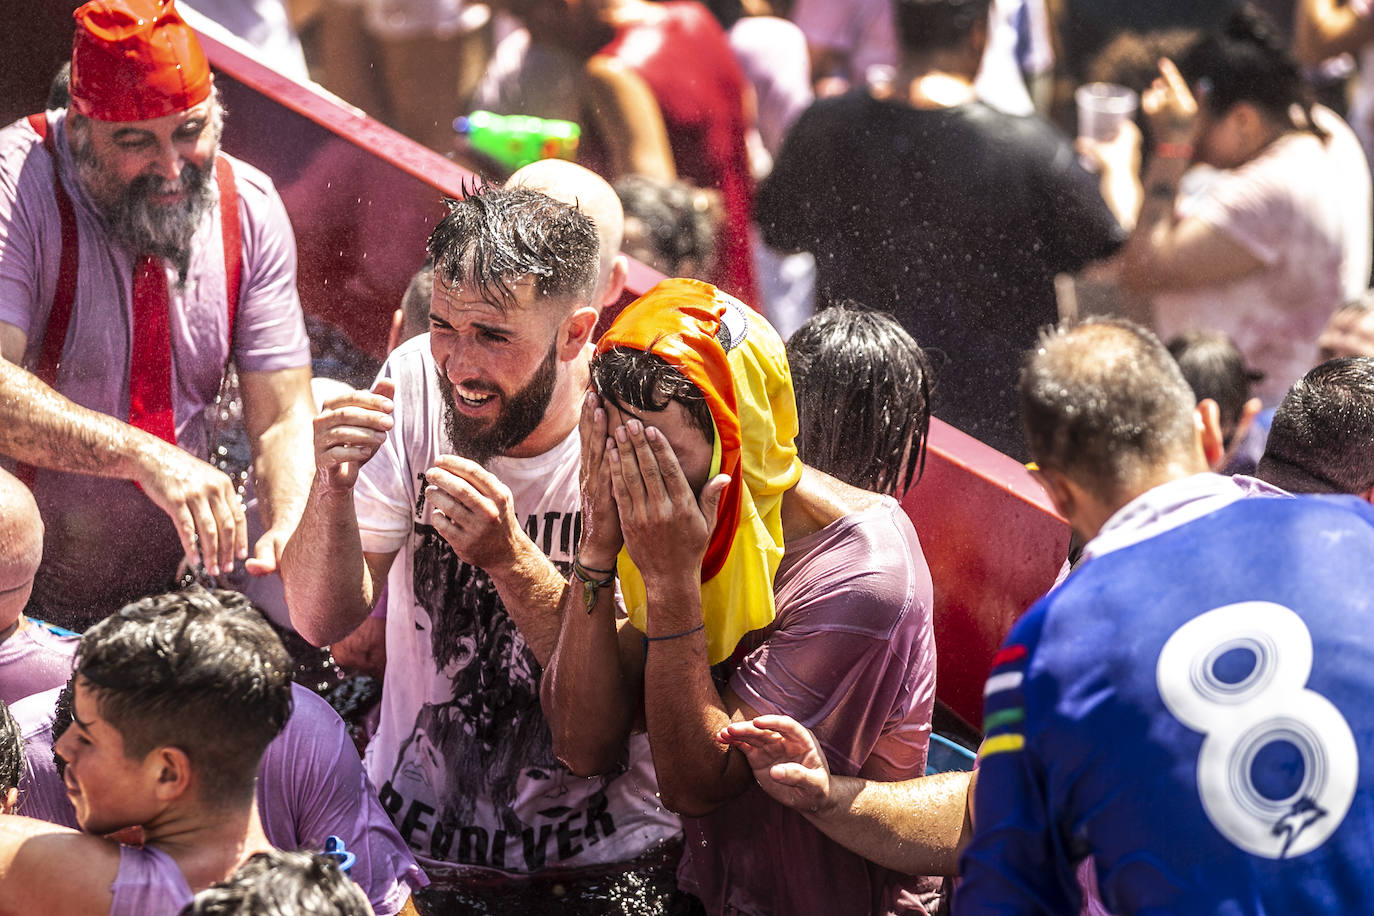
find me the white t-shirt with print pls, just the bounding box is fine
[354,334,678,878]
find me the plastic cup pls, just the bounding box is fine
[1075,83,1139,142]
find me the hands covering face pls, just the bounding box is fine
[577,390,728,584]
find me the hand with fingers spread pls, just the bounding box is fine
[1143,57,1201,148]
[134,440,248,578]
[313,379,396,493]
[577,390,623,570]
[425,455,523,571]
[608,418,728,585]
[719,714,836,814]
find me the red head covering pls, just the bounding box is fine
[70,0,212,123]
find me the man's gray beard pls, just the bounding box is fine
[70,127,217,279]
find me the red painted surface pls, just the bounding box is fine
[12,17,1070,729]
[904,421,1070,726]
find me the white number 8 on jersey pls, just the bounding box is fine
[1157,601,1358,859]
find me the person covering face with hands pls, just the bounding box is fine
[542,277,941,915]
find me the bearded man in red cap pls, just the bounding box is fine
[0,0,315,629]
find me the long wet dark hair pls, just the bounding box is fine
[787,304,933,497]
[1178,6,1326,142]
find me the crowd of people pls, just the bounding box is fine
[5,0,1374,913]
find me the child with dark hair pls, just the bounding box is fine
[0,589,293,914]
[1167,330,1264,472]
[179,850,372,916]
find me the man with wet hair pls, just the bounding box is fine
[282,184,681,910]
[0,467,76,708]
[958,318,1374,911]
[542,278,939,913]
[179,850,372,916]
[0,588,295,914]
[1257,357,1374,500]
[786,304,934,498]
[0,0,315,629]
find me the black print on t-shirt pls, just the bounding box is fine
[381,511,619,869]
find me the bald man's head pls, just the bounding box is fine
[0,469,43,628]
[509,159,627,309]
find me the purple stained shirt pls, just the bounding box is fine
[0,619,76,706]
[109,844,193,916]
[12,683,427,915]
[679,496,939,915]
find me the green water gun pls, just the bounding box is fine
[453,111,581,171]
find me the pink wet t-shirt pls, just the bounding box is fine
[679,496,939,915]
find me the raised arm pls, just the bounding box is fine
[1107,60,1263,294]
[240,364,316,576]
[721,714,973,876]
[280,380,396,646]
[542,392,644,775]
[0,332,247,576]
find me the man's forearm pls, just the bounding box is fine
[242,367,316,532]
[541,574,637,775]
[1118,152,1190,292]
[247,403,314,532]
[0,357,172,483]
[281,475,376,646]
[807,770,973,877]
[642,578,750,817]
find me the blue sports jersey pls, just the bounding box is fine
[956,495,1374,915]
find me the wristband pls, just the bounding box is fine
[1147,183,1178,200]
[1155,141,1193,160]
[645,622,706,642]
[573,555,615,577]
[572,555,615,615]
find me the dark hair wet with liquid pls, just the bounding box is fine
[1020,317,1197,489]
[1258,357,1374,495]
[787,305,932,497]
[75,588,292,803]
[179,849,371,916]
[591,347,716,445]
[426,183,600,312]
[1177,6,1325,140]
[0,699,20,796]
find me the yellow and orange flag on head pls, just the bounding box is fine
[596,278,802,664]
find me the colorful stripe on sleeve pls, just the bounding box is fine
[979,644,1028,759]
